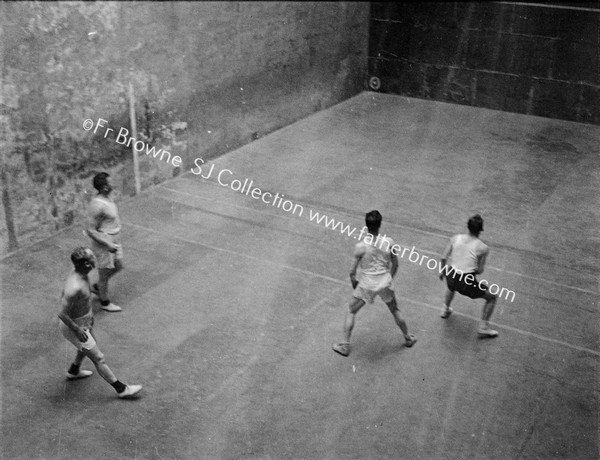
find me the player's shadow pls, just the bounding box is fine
[439,313,482,345]
[357,335,408,362]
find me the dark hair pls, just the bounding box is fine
[71,247,93,268]
[467,214,484,235]
[93,172,110,192]
[365,210,382,233]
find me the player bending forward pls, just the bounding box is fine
[58,247,142,398]
[333,210,417,357]
[439,214,498,338]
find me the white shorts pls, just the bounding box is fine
[59,313,96,351]
[353,272,394,304]
[91,233,123,269]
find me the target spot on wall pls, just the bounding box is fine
[369,76,381,91]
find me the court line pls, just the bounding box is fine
[126,221,600,358]
[202,293,338,405]
[399,297,600,358]
[495,2,600,13]
[157,184,598,296]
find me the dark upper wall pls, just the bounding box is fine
[368,2,600,124]
[0,1,369,253]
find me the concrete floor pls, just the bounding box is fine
[1,92,599,459]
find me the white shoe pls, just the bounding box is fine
[117,384,142,399]
[101,303,122,312]
[478,325,499,338]
[404,335,417,348]
[66,370,93,380]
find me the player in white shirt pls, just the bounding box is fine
[86,172,123,312]
[439,214,498,337]
[333,210,417,357]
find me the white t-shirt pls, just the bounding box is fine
[89,196,121,235]
[448,234,488,273]
[354,236,395,290]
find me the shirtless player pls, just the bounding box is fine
[58,247,141,398]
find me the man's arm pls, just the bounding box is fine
[475,252,488,275]
[349,255,362,288]
[390,253,399,278]
[439,239,453,280]
[58,290,88,342]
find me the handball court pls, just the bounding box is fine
[2,92,599,459]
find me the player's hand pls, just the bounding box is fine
[76,328,88,342]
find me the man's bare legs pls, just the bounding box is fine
[478,292,498,337]
[66,347,118,384]
[69,345,142,398]
[333,297,365,356]
[98,260,123,312]
[334,295,416,356]
[441,288,455,318]
[441,288,498,337]
[342,297,366,343]
[482,292,496,321]
[385,297,417,346]
[82,348,119,384]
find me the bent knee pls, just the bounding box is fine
[85,349,105,364]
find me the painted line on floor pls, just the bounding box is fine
[126,221,600,358]
[156,185,598,296]
[398,297,600,358]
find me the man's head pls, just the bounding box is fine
[365,210,382,234]
[93,172,112,195]
[467,214,484,236]
[71,247,96,273]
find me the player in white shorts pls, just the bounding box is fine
[86,172,123,312]
[58,247,141,398]
[332,210,416,357]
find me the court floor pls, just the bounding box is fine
[2,92,599,459]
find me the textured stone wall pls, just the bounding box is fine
[368,2,599,124]
[0,1,369,253]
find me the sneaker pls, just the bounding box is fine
[66,370,93,380]
[478,325,499,338]
[441,307,453,319]
[332,342,351,357]
[404,335,418,348]
[117,384,142,399]
[101,303,122,312]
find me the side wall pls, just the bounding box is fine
[0,1,369,253]
[368,2,599,124]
